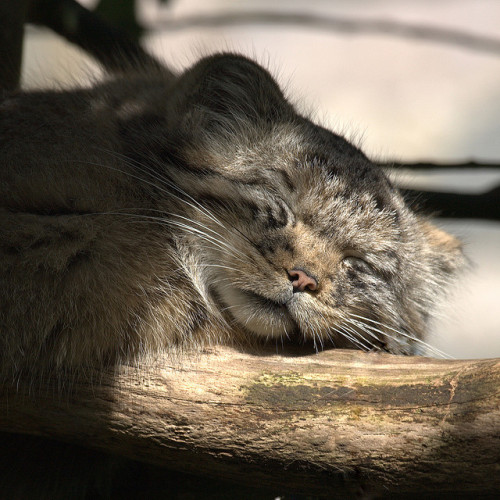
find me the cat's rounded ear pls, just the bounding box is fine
[417,219,466,276]
[170,53,293,135]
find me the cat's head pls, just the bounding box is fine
[151,54,465,355]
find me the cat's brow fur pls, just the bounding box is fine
[0,53,464,383]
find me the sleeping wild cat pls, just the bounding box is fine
[0,50,464,384]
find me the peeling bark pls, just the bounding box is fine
[1,346,499,498]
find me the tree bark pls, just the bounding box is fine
[1,346,499,498]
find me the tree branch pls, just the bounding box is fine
[149,11,500,57]
[379,162,500,221]
[26,0,165,74]
[1,346,499,498]
[402,186,500,221]
[0,0,29,91]
[379,160,500,170]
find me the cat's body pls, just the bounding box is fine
[0,53,464,384]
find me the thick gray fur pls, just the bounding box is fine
[0,53,464,383]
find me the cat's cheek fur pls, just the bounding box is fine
[217,286,297,338]
[418,219,465,275]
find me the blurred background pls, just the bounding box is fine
[21,0,500,359]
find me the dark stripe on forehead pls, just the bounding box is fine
[254,234,294,257]
[195,193,289,232]
[157,153,278,190]
[157,147,213,176]
[276,168,295,191]
[264,202,289,229]
[195,194,262,220]
[334,181,393,213]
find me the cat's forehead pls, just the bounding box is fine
[245,123,395,205]
[182,119,400,220]
[251,127,404,240]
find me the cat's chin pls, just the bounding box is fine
[214,286,407,353]
[216,287,298,338]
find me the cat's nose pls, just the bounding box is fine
[288,269,318,292]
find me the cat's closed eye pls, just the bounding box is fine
[341,251,373,274]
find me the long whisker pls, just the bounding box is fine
[339,315,392,349]
[76,153,263,264]
[91,211,247,263]
[166,212,248,258]
[93,150,259,249]
[347,314,453,359]
[96,148,263,251]
[171,263,240,274]
[307,309,367,352]
[104,207,249,262]
[336,323,374,351]
[350,315,453,359]
[345,317,407,347]
[322,330,337,348]
[90,148,227,229]
[80,158,227,233]
[312,319,324,351]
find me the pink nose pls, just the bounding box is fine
[288,269,318,292]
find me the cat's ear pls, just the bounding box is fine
[417,219,465,275]
[171,54,292,133]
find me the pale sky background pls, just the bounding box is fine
[21,0,500,358]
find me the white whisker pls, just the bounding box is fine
[336,324,373,351]
[347,314,453,359]
[91,149,227,230]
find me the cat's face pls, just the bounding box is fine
[150,54,464,355]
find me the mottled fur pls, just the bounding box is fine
[0,53,464,383]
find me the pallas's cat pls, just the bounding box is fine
[0,53,464,382]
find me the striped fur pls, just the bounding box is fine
[0,53,464,382]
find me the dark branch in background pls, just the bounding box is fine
[0,0,30,91]
[402,186,500,221]
[94,0,143,41]
[377,161,500,220]
[378,161,500,170]
[377,161,500,221]
[25,1,500,70]
[26,0,164,74]
[150,11,500,57]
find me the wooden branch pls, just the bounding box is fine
[379,162,500,221]
[0,0,29,91]
[26,0,165,74]
[1,346,499,498]
[402,186,500,221]
[378,160,500,170]
[149,11,500,57]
